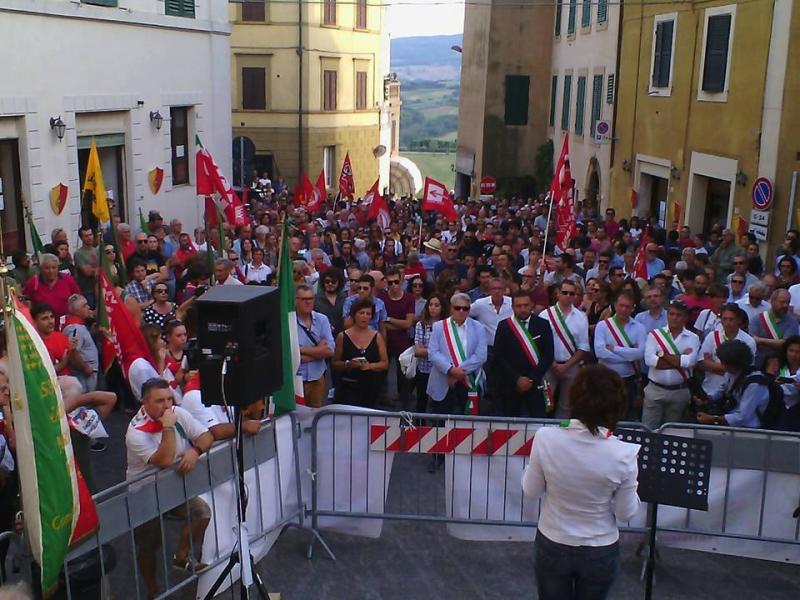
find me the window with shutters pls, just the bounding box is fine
[555,1,563,37]
[242,1,266,22]
[590,74,603,138]
[165,0,195,18]
[323,0,336,26]
[606,74,615,104]
[242,67,266,110]
[561,75,572,131]
[575,76,586,136]
[649,14,677,95]
[567,0,577,36]
[170,107,190,186]
[356,0,368,29]
[323,70,338,111]
[549,75,558,127]
[581,0,591,28]
[356,71,368,110]
[504,75,530,126]
[699,6,735,101]
[597,0,608,24]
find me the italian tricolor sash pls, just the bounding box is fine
[507,317,541,368]
[713,330,728,350]
[546,304,577,355]
[651,327,688,382]
[605,315,635,348]
[442,318,480,415]
[760,311,783,340]
[779,365,796,379]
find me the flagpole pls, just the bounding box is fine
[539,191,554,276]
[418,210,424,252]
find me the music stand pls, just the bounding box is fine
[615,429,713,600]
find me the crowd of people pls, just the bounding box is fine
[2,182,800,596]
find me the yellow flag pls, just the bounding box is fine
[83,139,109,223]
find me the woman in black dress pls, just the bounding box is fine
[332,298,389,408]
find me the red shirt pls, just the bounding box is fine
[121,240,137,262]
[23,274,81,328]
[174,247,197,278]
[403,264,427,281]
[42,331,71,376]
[379,291,416,355]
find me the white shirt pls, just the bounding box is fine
[540,304,590,362]
[128,357,160,403]
[469,296,512,345]
[700,328,757,396]
[521,421,641,546]
[644,327,700,386]
[180,389,222,429]
[736,295,770,322]
[221,274,243,286]
[694,308,720,341]
[789,283,800,314]
[593,317,647,378]
[244,262,272,284]
[125,405,208,480]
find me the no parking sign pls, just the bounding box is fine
[752,177,773,211]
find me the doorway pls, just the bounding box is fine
[0,139,24,252]
[703,178,731,234]
[584,160,600,219]
[77,135,127,222]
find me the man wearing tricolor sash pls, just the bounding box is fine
[427,292,487,415]
[493,291,554,417]
[698,304,756,398]
[642,300,700,429]
[539,280,590,418]
[594,291,646,419]
[749,289,799,368]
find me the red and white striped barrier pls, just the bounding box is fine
[369,424,538,456]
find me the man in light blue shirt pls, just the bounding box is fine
[295,284,335,408]
[645,242,666,279]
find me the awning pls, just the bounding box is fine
[390,156,423,197]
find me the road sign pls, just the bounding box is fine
[594,120,611,143]
[480,176,496,195]
[752,177,773,211]
[750,209,769,227]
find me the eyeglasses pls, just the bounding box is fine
[452,305,470,312]
[324,280,337,285]
[560,290,576,296]
[136,239,147,244]
[154,288,168,294]
[733,261,745,265]
[349,278,359,283]
[598,260,609,264]
[731,279,745,284]
[387,280,401,286]
[297,296,314,302]
[104,249,115,254]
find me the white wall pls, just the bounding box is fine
[550,3,620,212]
[0,0,231,246]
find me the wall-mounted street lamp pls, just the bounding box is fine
[49,116,66,141]
[149,110,164,131]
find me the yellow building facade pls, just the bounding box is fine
[609,0,799,257]
[229,0,390,195]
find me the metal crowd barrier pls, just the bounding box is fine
[0,412,318,600]
[306,408,800,558]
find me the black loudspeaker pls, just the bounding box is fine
[196,285,283,407]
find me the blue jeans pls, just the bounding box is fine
[534,532,619,600]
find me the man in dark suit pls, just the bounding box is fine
[492,290,555,417]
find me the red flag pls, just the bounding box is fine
[552,137,575,250]
[69,463,98,545]
[195,138,247,226]
[307,170,326,214]
[97,270,155,376]
[633,227,650,280]
[204,196,219,227]
[422,176,458,221]
[338,152,355,199]
[295,172,315,208]
[364,179,390,228]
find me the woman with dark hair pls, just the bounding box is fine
[766,335,800,431]
[413,294,449,414]
[522,364,640,600]
[332,298,389,408]
[407,275,428,321]
[776,256,798,289]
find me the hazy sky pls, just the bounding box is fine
[389,0,465,38]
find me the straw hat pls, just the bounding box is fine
[423,238,442,252]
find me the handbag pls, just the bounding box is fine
[398,345,417,380]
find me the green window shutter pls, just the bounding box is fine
[652,20,674,88]
[561,75,572,131]
[575,76,586,136]
[581,0,591,27]
[702,14,731,92]
[606,74,615,104]
[591,74,603,137]
[549,75,558,127]
[555,1,563,36]
[598,0,608,23]
[166,0,195,18]
[81,0,118,6]
[504,75,530,126]
[568,0,577,35]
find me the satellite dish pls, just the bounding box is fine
[373,145,387,158]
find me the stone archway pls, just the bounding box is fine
[584,157,601,218]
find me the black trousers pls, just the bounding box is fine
[502,389,546,418]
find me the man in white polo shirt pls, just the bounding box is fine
[540,280,590,418]
[126,378,214,598]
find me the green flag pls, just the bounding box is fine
[138,207,149,234]
[6,299,79,595]
[272,219,303,414]
[25,207,44,256]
